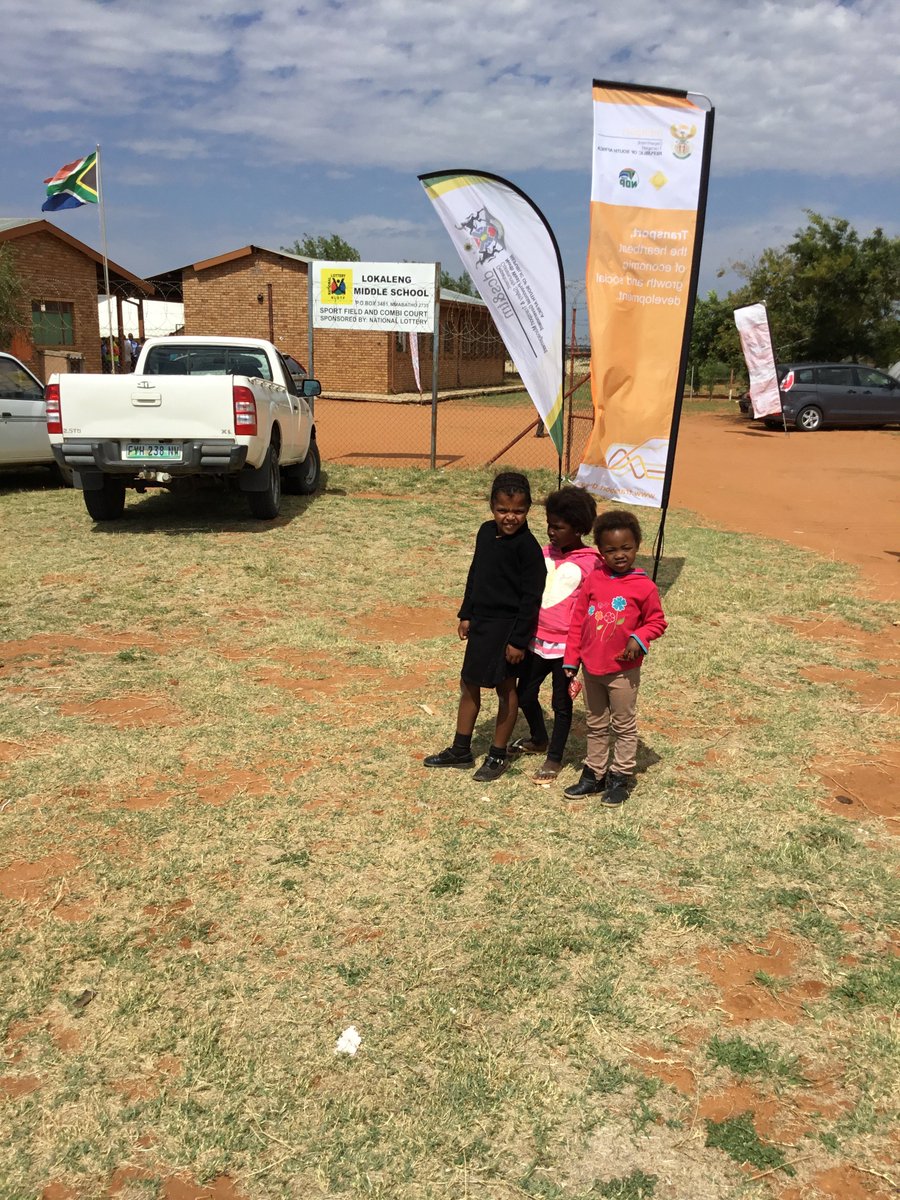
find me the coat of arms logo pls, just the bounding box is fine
[458,207,505,265]
[670,123,697,160]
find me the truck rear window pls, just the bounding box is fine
[142,345,272,380]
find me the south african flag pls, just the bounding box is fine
[42,151,98,211]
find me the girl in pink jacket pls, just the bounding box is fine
[511,486,598,780]
[563,510,667,807]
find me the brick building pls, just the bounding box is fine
[0,218,153,379]
[150,245,505,395]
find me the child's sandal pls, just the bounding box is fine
[510,737,549,756]
[533,759,563,781]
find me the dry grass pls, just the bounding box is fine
[0,465,898,1200]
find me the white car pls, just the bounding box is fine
[0,352,66,479]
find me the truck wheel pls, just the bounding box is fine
[83,477,126,521]
[283,440,321,495]
[248,443,281,519]
[50,463,74,488]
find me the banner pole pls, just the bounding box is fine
[95,144,116,374]
[307,263,315,418]
[658,100,715,514]
[651,507,668,582]
[766,308,789,437]
[430,262,440,470]
[565,303,577,476]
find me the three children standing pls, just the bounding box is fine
[425,472,667,805]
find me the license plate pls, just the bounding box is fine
[124,442,183,461]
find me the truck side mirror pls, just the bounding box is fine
[302,379,321,398]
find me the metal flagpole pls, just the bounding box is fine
[94,144,116,374]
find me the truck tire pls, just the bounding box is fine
[282,440,321,495]
[50,462,74,488]
[83,476,126,521]
[247,443,281,519]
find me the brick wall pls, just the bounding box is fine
[3,231,102,377]
[182,250,309,364]
[389,304,505,393]
[182,250,504,395]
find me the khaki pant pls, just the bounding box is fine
[582,667,641,776]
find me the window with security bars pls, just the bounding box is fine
[32,301,75,346]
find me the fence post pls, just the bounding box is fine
[430,262,441,470]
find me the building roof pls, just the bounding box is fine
[149,245,486,308]
[0,217,155,298]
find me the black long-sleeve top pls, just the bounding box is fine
[457,519,545,649]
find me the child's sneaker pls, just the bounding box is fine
[600,772,630,807]
[424,746,475,768]
[472,753,508,782]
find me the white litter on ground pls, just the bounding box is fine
[335,1026,361,1056]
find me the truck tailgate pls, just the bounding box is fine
[58,376,238,440]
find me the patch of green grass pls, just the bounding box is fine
[835,957,900,1007]
[704,1112,791,1173]
[270,850,310,868]
[431,871,464,896]
[654,902,711,929]
[594,1169,658,1198]
[586,1060,628,1095]
[706,1035,802,1082]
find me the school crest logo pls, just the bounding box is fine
[458,207,505,265]
[671,123,697,160]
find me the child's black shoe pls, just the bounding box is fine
[472,753,508,782]
[563,765,606,798]
[424,746,475,768]
[600,772,630,807]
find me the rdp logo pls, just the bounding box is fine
[618,169,639,189]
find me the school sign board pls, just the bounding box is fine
[312,261,436,331]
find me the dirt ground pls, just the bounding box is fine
[668,412,899,603]
[316,401,899,602]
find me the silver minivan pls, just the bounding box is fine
[778,362,900,430]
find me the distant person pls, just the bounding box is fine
[510,486,598,780]
[100,339,110,372]
[563,511,667,807]
[424,471,545,782]
[120,336,133,373]
[127,334,140,369]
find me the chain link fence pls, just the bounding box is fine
[313,354,745,474]
[316,356,596,475]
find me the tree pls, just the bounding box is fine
[439,268,475,296]
[282,233,360,261]
[0,246,26,350]
[729,212,900,364]
[688,290,745,384]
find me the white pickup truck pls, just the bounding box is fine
[48,336,321,521]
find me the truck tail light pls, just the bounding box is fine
[232,385,258,436]
[46,383,62,434]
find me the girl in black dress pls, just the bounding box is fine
[424,472,545,782]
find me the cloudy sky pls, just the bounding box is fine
[2,0,897,325]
